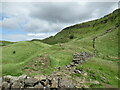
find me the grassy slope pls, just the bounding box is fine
[59,24,118,87]
[1,9,119,87]
[2,41,51,76]
[0,41,15,46]
[76,28,118,87]
[77,57,118,88]
[41,9,119,45]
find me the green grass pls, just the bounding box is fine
[0,41,15,46]
[2,41,51,76]
[77,57,118,88]
[49,50,72,67]
[2,41,49,64]
[96,28,118,59]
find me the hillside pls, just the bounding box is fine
[0,41,16,46]
[41,9,119,45]
[1,9,119,88]
[2,41,51,75]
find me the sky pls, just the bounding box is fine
[0,1,118,41]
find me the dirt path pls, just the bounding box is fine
[23,55,50,76]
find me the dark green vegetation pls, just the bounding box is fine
[0,41,15,46]
[1,9,119,88]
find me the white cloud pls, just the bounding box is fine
[24,18,66,33]
[27,32,56,37]
[1,32,57,41]
[28,33,44,36]
[1,34,28,41]
[0,2,118,41]
[0,16,23,30]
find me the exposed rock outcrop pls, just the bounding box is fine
[72,52,92,65]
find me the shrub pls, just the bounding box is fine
[69,35,74,39]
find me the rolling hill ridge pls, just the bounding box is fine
[41,9,119,45]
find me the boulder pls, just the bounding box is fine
[100,76,108,83]
[18,74,27,82]
[34,83,43,88]
[3,75,18,84]
[3,75,12,83]
[2,82,10,89]
[74,69,83,74]
[10,77,19,84]
[50,77,58,88]
[11,80,23,88]
[60,77,75,88]
[93,81,100,84]
[34,75,40,80]
[66,65,71,68]
[39,75,46,80]
[40,79,49,86]
[70,62,75,67]
[25,77,39,87]
[83,72,87,77]
[72,52,91,65]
